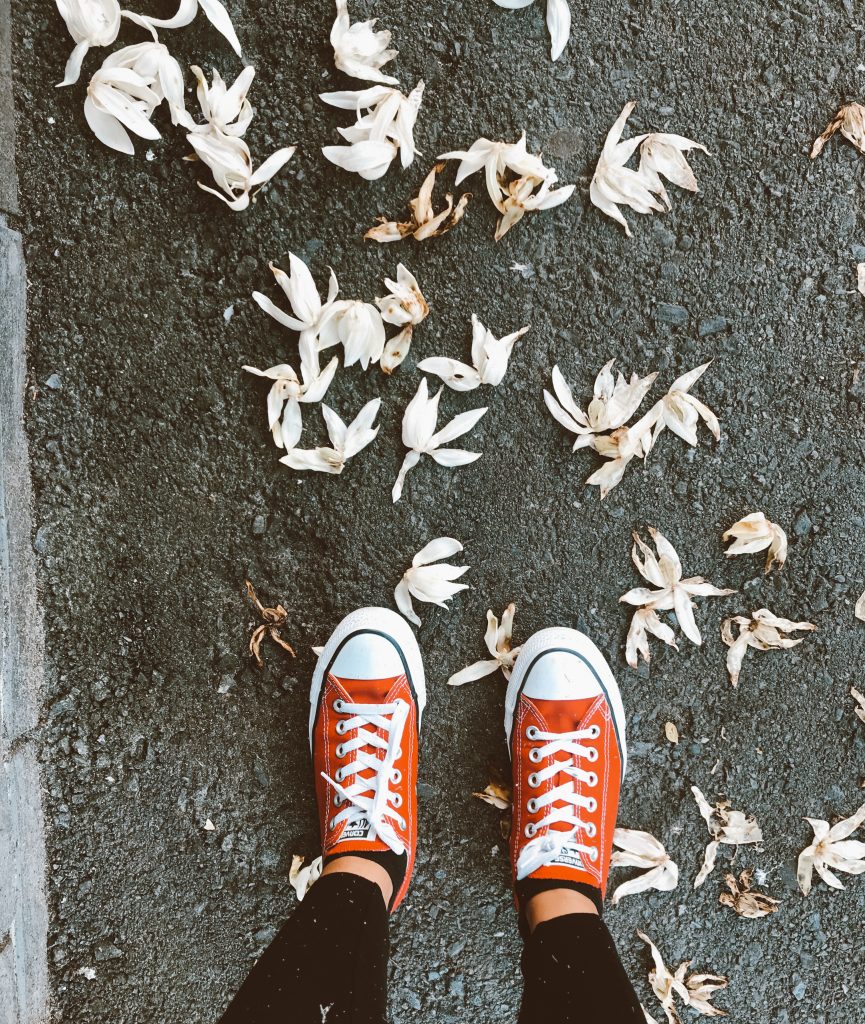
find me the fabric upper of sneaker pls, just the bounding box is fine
[312,671,419,910]
[511,691,623,897]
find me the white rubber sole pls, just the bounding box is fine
[504,626,628,776]
[309,607,426,749]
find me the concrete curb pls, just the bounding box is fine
[1,0,49,1018]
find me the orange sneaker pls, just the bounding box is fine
[505,627,627,901]
[309,608,425,911]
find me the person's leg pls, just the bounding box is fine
[219,872,390,1024]
[220,607,426,1023]
[504,627,644,1023]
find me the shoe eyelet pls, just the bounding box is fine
[526,726,539,740]
[335,743,346,758]
[586,747,598,763]
[334,794,343,807]
[587,772,598,788]
[395,747,403,759]
[333,699,344,712]
[335,721,346,735]
[589,847,599,862]
[392,793,403,808]
[585,822,597,838]
[589,725,601,739]
[399,816,407,830]
[391,769,402,784]
[334,768,344,783]
[586,797,597,812]
[528,748,542,764]
[328,817,336,830]
[525,823,536,838]
[527,798,538,814]
[528,773,540,788]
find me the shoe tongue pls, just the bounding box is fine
[528,696,596,734]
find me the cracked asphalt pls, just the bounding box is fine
[10,0,865,1020]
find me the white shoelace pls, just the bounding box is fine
[515,724,601,880]
[321,697,409,856]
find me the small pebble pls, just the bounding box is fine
[45,373,62,390]
[654,302,689,326]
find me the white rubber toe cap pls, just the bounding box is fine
[520,650,605,701]
[330,632,407,679]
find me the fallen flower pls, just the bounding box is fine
[544,359,657,452]
[330,0,399,84]
[472,781,512,810]
[491,0,571,61]
[364,162,471,242]
[392,378,487,502]
[620,528,736,667]
[797,802,865,895]
[609,828,679,905]
[185,64,254,136]
[856,591,865,622]
[722,512,788,573]
[691,785,763,888]
[590,102,707,236]
[638,132,709,210]
[394,536,470,626]
[718,870,780,918]
[376,264,429,373]
[318,300,387,370]
[122,0,242,58]
[852,686,865,725]
[321,81,424,179]
[289,854,323,901]
[720,608,816,688]
[186,129,296,211]
[280,398,380,474]
[637,362,719,452]
[638,931,728,1024]
[439,132,573,240]
[810,102,865,158]
[55,0,120,87]
[242,337,339,448]
[252,254,339,348]
[495,172,575,241]
[245,579,297,668]
[85,42,187,154]
[447,603,521,685]
[418,315,529,391]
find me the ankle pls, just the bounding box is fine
[321,856,393,908]
[525,888,599,932]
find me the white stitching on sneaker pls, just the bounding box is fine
[516,725,599,880]
[321,698,409,855]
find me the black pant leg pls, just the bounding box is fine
[219,873,390,1024]
[518,914,644,1024]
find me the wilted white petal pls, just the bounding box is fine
[610,828,678,904]
[546,0,571,60]
[124,0,242,58]
[722,511,788,572]
[56,0,121,87]
[289,854,322,901]
[319,300,386,369]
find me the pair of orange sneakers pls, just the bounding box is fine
[310,608,627,912]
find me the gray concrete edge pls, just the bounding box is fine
[1,0,50,1018]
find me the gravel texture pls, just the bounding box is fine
[10,0,865,1021]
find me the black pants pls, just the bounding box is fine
[220,874,645,1023]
